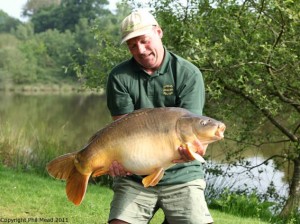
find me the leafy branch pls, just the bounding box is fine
[235,155,285,175]
[221,80,299,142]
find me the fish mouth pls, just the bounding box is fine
[215,123,226,139]
[194,123,226,144]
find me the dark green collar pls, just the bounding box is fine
[157,46,170,75]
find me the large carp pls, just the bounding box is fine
[47,107,225,205]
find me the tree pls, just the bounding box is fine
[0,34,38,84]
[13,23,35,40]
[0,10,22,33]
[60,0,111,31]
[25,0,111,33]
[30,5,63,33]
[22,0,61,17]
[35,29,78,81]
[73,2,132,90]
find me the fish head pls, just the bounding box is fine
[191,116,226,144]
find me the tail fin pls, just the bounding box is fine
[46,152,90,205]
[66,167,89,205]
[46,152,77,180]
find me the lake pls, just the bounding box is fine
[0,92,288,198]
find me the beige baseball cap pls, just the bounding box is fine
[121,10,159,44]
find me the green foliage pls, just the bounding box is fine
[0,10,22,33]
[273,211,300,224]
[60,0,111,30]
[209,187,300,223]
[180,0,299,142]
[22,0,61,17]
[0,34,38,84]
[15,29,78,84]
[74,31,129,90]
[0,22,79,85]
[29,0,112,33]
[30,5,63,33]
[0,0,130,88]
[73,3,132,89]
[13,23,35,40]
[74,18,96,51]
[210,189,274,221]
[150,0,299,136]
[35,29,78,74]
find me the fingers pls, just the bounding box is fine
[109,161,131,177]
[172,145,193,163]
[179,145,193,161]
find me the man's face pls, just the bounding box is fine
[126,27,164,73]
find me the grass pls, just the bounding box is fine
[0,166,270,224]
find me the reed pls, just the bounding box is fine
[0,121,68,175]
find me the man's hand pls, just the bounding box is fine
[108,161,132,177]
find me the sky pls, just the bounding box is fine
[0,0,118,22]
[0,0,28,21]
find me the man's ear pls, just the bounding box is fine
[157,27,163,38]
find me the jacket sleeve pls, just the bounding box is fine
[177,69,205,115]
[106,73,134,116]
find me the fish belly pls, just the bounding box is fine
[116,135,178,175]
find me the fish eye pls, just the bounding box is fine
[199,120,206,126]
[199,119,211,126]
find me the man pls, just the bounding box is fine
[106,10,213,224]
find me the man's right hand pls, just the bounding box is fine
[108,161,132,177]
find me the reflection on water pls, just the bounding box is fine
[0,93,288,196]
[0,93,112,151]
[206,157,288,198]
[206,139,289,198]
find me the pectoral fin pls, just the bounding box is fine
[185,143,206,163]
[142,168,164,187]
[92,167,107,177]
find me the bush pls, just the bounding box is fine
[209,189,274,221]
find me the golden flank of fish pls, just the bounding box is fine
[46,107,226,205]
